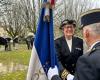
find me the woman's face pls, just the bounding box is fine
[63,24,75,37]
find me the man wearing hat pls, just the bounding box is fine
[55,19,83,79]
[47,8,100,80]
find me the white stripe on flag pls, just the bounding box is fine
[26,43,47,80]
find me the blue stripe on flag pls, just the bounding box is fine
[34,6,58,74]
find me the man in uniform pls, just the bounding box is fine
[55,19,83,79]
[47,8,100,80]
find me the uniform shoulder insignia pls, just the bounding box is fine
[61,69,69,80]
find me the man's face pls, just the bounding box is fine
[63,24,75,37]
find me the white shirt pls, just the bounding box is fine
[66,38,72,52]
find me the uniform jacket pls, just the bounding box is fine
[55,36,83,75]
[73,42,100,80]
[51,42,100,80]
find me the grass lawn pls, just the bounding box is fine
[0,71,27,80]
[0,44,31,65]
[0,44,31,80]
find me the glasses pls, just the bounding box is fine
[63,25,75,29]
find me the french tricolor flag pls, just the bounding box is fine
[26,0,58,80]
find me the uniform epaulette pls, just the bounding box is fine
[61,69,69,80]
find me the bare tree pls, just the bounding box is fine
[0,0,99,39]
[1,0,26,38]
[54,0,97,38]
[0,0,39,38]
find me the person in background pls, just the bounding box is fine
[55,19,83,79]
[48,8,100,80]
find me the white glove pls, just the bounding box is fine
[67,74,74,80]
[47,66,59,80]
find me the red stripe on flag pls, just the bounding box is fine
[50,0,55,5]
